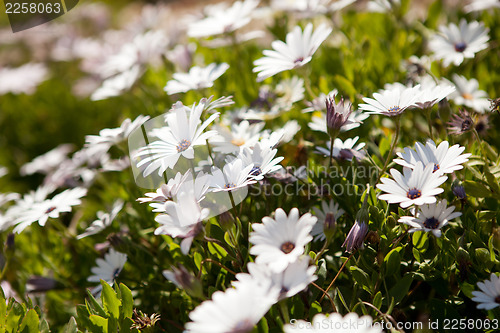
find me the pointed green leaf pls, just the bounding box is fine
[101,280,121,319]
[89,315,108,333]
[19,309,39,333]
[63,317,78,333]
[86,289,107,317]
[119,284,134,319]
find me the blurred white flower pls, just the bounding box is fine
[0,63,48,95]
[398,199,461,237]
[0,166,7,178]
[77,200,124,239]
[315,136,366,161]
[20,144,74,176]
[233,257,317,300]
[285,312,382,332]
[211,120,264,154]
[135,102,219,176]
[253,23,332,81]
[394,140,471,175]
[260,120,301,149]
[164,63,229,95]
[88,248,127,295]
[471,273,500,310]
[465,0,500,13]
[250,208,316,272]
[271,0,355,17]
[91,65,142,101]
[187,0,260,38]
[308,110,368,134]
[185,278,277,333]
[311,199,344,241]
[415,80,456,109]
[358,85,421,116]
[366,0,400,12]
[86,115,150,153]
[429,19,489,67]
[377,162,447,208]
[12,187,87,233]
[447,74,490,113]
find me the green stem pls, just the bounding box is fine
[328,137,335,169]
[425,108,434,141]
[279,300,290,324]
[375,115,401,185]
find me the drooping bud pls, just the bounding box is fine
[342,220,369,253]
[325,94,352,139]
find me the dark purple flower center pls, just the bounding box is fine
[280,241,295,254]
[113,268,121,278]
[423,217,440,229]
[176,139,191,153]
[224,182,236,189]
[388,106,401,113]
[45,206,56,214]
[433,164,440,172]
[495,296,500,304]
[454,42,467,52]
[294,57,304,64]
[250,166,262,176]
[407,188,422,200]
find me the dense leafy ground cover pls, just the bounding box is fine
[1,0,500,332]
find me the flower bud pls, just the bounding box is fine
[342,220,369,253]
[163,265,204,299]
[323,212,336,240]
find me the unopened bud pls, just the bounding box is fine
[342,220,369,253]
[323,213,336,240]
[218,211,234,231]
[163,265,203,299]
[4,233,15,258]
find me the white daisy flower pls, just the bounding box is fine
[236,142,284,180]
[377,162,447,208]
[415,80,456,109]
[358,85,421,116]
[185,278,277,333]
[135,102,219,177]
[85,115,150,153]
[285,312,382,332]
[20,144,74,176]
[315,136,366,161]
[13,187,87,233]
[164,63,229,95]
[271,0,355,17]
[0,63,49,95]
[87,248,127,295]
[447,74,490,113]
[253,23,332,82]
[260,121,301,148]
[311,199,345,241]
[155,190,209,254]
[465,0,500,13]
[429,19,489,67]
[187,0,260,38]
[303,90,338,113]
[366,0,400,13]
[0,166,7,178]
[398,199,461,237]
[209,158,256,192]
[210,120,265,154]
[233,257,317,300]
[471,273,500,310]
[77,200,124,239]
[249,208,316,273]
[308,110,368,134]
[394,140,471,175]
[91,65,141,101]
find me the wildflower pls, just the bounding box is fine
[325,94,353,138]
[285,312,382,332]
[447,74,490,113]
[377,162,447,208]
[366,0,400,13]
[236,142,284,180]
[12,187,87,233]
[77,200,124,239]
[20,144,74,176]
[210,120,264,154]
[358,85,421,116]
[249,208,316,272]
[311,200,345,241]
[0,63,48,95]
[447,109,474,135]
[429,19,489,66]
[271,0,355,18]
[233,257,317,301]
[187,0,260,38]
[87,248,127,295]
[342,220,369,253]
[184,279,277,333]
[91,65,142,101]
[308,109,368,134]
[471,273,500,310]
[415,81,455,109]
[394,140,471,175]
[135,101,219,176]
[315,136,366,161]
[163,265,203,298]
[164,63,229,95]
[398,200,461,237]
[452,185,467,200]
[209,158,257,192]
[253,23,332,81]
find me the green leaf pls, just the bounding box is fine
[425,0,442,29]
[89,315,108,333]
[63,317,78,333]
[332,75,357,99]
[86,290,107,318]
[412,232,429,252]
[39,319,50,333]
[373,291,383,310]
[257,316,269,333]
[463,180,491,198]
[349,266,372,293]
[119,284,134,319]
[388,275,413,305]
[101,280,121,320]
[19,309,39,333]
[383,247,403,277]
